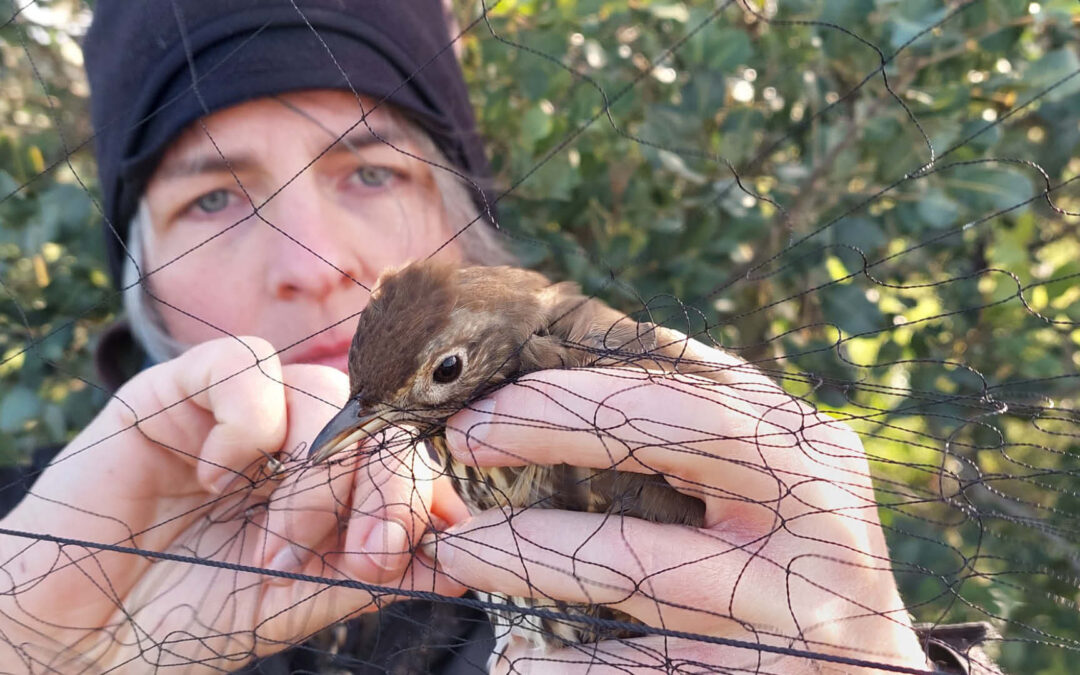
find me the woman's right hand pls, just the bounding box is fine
[0,336,467,672]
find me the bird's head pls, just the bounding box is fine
[309,260,563,463]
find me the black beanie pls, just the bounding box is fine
[82,0,490,284]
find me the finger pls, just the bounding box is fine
[255,541,466,649]
[260,364,357,577]
[18,337,288,545]
[661,330,867,464]
[258,436,468,643]
[116,335,287,495]
[0,337,293,636]
[430,461,472,527]
[432,508,752,636]
[333,440,470,584]
[495,635,828,675]
[339,437,441,581]
[651,328,853,460]
[262,392,447,585]
[444,367,809,512]
[652,336,879,521]
[654,327,783,395]
[430,507,907,640]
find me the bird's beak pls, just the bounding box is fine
[308,397,390,464]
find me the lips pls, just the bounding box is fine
[304,352,349,371]
[285,335,353,372]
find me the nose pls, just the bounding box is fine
[261,179,368,300]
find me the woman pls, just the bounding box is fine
[0,0,993,672]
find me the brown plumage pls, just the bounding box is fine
[309,260,711,660]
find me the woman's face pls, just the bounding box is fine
[142,90,458,371]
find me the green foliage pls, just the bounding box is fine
[1,0,114,463]
[457,2,1080,671]
[2,0,1079,671]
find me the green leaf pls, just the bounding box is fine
[515,153,581,201]
[944,165,1035,214]
[0,386,40,433]
[821,282,885,336]
[0,170,18,199]
[832,217,887,255]
[40,183,92,237]
[1020,49,1080,103]
[1044,261,1080,299]
[701,28,752,71]
[820,0,876,25]
[520,104,553,147]
[889,16,936,50]
[915,188,959,229]
[42,402,66,439]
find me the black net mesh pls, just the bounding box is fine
[1,1,1078,673]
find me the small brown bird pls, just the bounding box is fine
[309,261,710,659]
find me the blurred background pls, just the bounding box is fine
[2,1,1078,672]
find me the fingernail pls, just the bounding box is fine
[266,545,303,578]
[419,532,438,560]
[450,396,497,459]
[419,531,454,567]
[364,519,409,571]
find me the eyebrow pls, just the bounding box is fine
[155,152,256,180]
[155,128,407,181]
[326,130,407,157]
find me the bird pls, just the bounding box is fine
[308,260,714,660]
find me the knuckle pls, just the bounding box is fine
[194,335,281,380]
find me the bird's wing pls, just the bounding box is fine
[515,287,648,370]
[536,287,738,385]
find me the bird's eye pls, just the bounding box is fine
[433,355,463,384]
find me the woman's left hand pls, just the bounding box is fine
[438,333,929,674]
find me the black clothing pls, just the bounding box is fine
[82,0,492,285]
[235,601,494,674]
[915,623,1004,675]
[0,324,1004,673]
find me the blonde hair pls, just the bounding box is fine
[123,114,512,363]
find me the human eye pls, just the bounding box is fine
[192,189,232,214]
[170,188,250,224]
[347,165,395,189]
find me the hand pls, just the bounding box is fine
[438,332,929,674]
[0,337,466,672]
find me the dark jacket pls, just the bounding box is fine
[0,323,1002,674]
